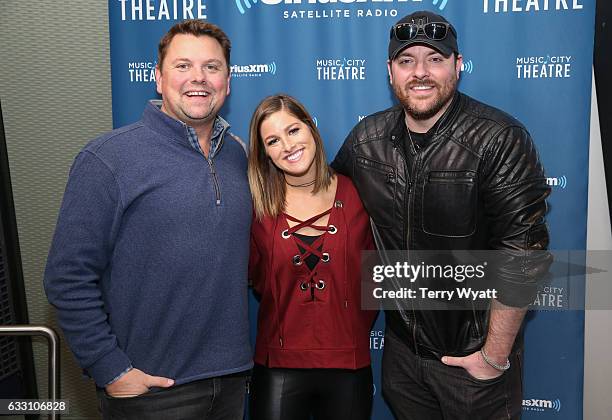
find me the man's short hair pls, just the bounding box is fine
[158,19,231,71]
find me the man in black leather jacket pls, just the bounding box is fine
[332,10,550,420]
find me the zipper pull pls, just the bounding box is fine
[344,300,348,308]
[386,173,395,183]
[279,337,283,347]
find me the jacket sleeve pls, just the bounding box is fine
[331,129,355,177]
[480,126,552,307]
[43,151,132,387]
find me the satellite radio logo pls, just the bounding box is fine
[235,0,258,15]
[522,398,562,413]
[234,0,449,20]
[431,0,449,10]
[231,62,277,78]
[547,175,567,189]
[461,59,474,74]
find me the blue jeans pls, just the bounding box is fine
[382,327,523,420]
[98,371,249,420]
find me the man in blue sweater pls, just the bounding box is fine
[44,20,252,419]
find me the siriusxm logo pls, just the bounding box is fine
[547,175,567,189]
[235,0,258,15]
[461,59,474,74]
[231,62,277,78]
[432,0,449,10]
[522,398,562,413]
[234,0,449,15]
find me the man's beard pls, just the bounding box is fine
[394,77,457,121]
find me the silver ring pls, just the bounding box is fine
[300,282,310,291]
[315,280,326,290]
[328,225,337,234]
[321,253,330,263]
[281,229,291,239]
[292,255,302,266]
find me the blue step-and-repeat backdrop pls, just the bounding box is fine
[108,1,596,418]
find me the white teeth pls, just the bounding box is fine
[185,91,209,96]
[287,149,303,161]
[413,86,433,90]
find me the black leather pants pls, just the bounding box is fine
[249,364,373,420]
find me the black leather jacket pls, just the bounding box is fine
[332,92,550,359]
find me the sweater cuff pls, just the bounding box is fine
[87,347,132,388]
[105,365,133,386]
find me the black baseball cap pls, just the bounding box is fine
[388,11,458,60]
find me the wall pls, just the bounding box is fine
[584,71,612,420]
[0,1,112,417]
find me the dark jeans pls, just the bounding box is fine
[382,328,523,420]
[97,372,248,420]
[249,364,373,420]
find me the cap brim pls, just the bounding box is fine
[390,39,454,60]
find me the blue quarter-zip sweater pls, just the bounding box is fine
[44,102,253,387]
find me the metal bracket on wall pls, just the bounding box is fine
[0,326,60,420]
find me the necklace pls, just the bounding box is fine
[407,128,418,152]
[285,178,316,188]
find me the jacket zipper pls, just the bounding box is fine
[392,134,420,357]
[186,123,223,206]
[206,157,222,206]
[408,153,420,357]
[390,135,410,249]
[428,174,475,184]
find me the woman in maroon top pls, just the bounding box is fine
[247,94,377,420]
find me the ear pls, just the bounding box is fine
[387,60,393,84]
[226,72,231,96]
[455,54,463,79]
[155,65,163,95]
